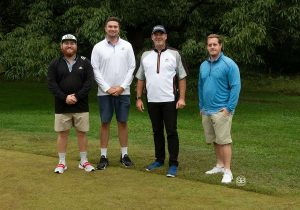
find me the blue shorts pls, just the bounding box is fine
[97,95,130,123]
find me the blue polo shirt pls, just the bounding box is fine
[198,52,241,115]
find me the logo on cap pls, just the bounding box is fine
[61,34,77,42]
[152,25,167,34]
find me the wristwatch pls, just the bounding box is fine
[136,96,142,100]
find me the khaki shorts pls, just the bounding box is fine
[54,112,89,132]
[202,111,233,145]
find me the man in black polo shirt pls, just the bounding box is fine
[48,34,95,174]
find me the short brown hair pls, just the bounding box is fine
[105,16,121,27]
[207,34,223,50]
[207,34,223,44]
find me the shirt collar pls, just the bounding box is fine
[62,55,77,63]
[106,37,120,46]
[208,52,223,62]
[154,46,167,53]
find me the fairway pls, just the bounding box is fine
[0,81,299,209]
[0,149,298,210]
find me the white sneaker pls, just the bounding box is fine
[79,161,95,172]
[54,163,67,174]
[221,169,233,184]
[205,166,224,174]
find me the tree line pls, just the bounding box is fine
[0,0,299,80]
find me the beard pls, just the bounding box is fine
[61,48,77,57]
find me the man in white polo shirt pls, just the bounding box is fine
[135,25,187,177]
[91,17,136,170]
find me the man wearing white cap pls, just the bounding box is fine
[48,34,95,174]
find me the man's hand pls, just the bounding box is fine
[220,108,230,116]
[136,99,144,112]
[66,94,77,104]
[176,98,186,109]
[107,86,124,96]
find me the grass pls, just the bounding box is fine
[1,148,299,210]
[0,79,299,208]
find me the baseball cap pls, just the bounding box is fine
[152,25,167,34]
[61,34,77,43]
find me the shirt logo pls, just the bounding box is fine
[79,66,83,70]
[165,58,169,62]
[121,47,125,50]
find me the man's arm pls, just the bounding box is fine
[136,79,145,112]
[91,45,111,93]
[176,78,186,109]
[47,59,67,101]
[75,58,94,100]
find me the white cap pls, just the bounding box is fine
[61,34,77,42]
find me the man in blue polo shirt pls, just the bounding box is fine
[198,34,241,184]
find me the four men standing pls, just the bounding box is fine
[48,17,240,183]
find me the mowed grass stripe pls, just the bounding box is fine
[0,149,299,210]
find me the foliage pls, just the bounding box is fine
[0,0,299,80]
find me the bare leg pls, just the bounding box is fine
[57,130,69,153]
[222,143,232,170]
[76,130,87,152]
[100,122,110,148]
[214,143,224,167]
[118,122,128,147]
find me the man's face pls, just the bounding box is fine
[60,40,77,57]
[151,32,167,48]
[207,38,222,58]
[105,21,120,38]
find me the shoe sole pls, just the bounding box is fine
[166,174,176,178]
[54,166,67,174]
[221,180,232,184]
[121,162,134,168]
[205,172,224,175]
[96,164,108,170]
[78,165,95,172]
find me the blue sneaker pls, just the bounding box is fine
[166,165,177,177]
[146,161,164,171]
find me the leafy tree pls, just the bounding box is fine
[0,0,299,80]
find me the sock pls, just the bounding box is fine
[121,147,128,158]
[58,152,66,165]
[80,151,88,164]
[216,164,224,168]
[101,148,107,158]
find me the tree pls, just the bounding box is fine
[0,0,299,80]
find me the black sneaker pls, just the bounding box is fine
[96,155,109,170]
[120,154,134,167]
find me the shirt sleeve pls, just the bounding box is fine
[226,61,241,112]
[47,59,67,101]
[175,51,187,80]
[198,64,204,111]
[91,45,110,92]
[120,44,136,90]
[75,58,94,100]
[135,52,146,81]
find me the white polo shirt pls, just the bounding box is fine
[91,38,136,96]
[136,48,187,102]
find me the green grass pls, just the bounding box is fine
[0,80,299,201]
[2,149,299,210]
